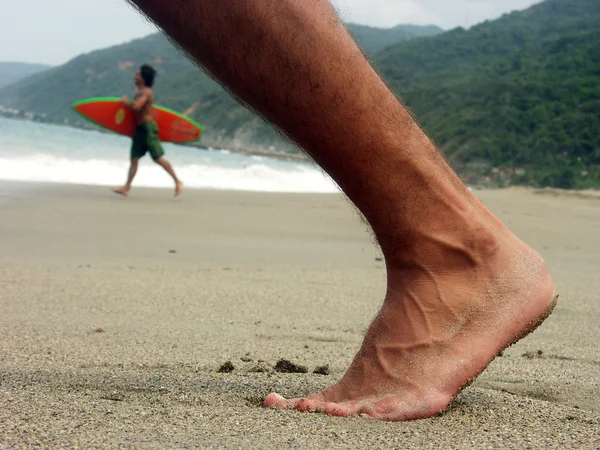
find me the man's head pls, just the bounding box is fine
[135,65,157,87]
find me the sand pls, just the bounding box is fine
[0,180,598,449]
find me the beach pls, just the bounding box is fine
[1,181,599,449]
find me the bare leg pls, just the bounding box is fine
[127,0,556,420]
[155,157,183,196]
[112,157,139,196]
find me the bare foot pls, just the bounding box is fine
[111,186,130,197]
[175,180,184,197]
[264,227,556,421]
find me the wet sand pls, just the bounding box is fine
[0,180,598,449]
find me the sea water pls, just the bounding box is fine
[0,117,339,193]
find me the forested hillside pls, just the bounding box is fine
[0,62,51,89]
[373,0,599,187]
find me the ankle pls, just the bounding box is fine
[379,213,503,272]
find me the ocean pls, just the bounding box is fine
[0,117,339,193]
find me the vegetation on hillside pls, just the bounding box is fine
[346,23,443,54]
[0,62,51,89]
[374,0,600,188]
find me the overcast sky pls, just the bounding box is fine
[2,0,543,65]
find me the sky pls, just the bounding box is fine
[2,0,543,66]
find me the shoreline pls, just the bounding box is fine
[0,114,309,162]
[0,178,341,196]
[187,141,309,162]
[3,178,600,200]
[3,116,600,190]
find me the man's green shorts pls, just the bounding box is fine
[130,121,165,161]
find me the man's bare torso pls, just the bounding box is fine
[135,86,154,124]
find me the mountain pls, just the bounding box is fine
[346,23,443,54]
[0,34,219,118]
[373,0,600,188]
[0,24,441,152]
[0,62,52,89]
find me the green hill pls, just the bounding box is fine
[0,62,52,89]
[346,23,443,54]
[0,34,219,118]
[374,0,600,188]
[0,24,438,152]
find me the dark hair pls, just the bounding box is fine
[139,65,157,87]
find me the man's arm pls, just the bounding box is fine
[121,92,148,112]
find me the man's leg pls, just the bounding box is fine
[147,123,183,196]
[112,157,139,196]
[154,157,183,197]
[127,0,556,420]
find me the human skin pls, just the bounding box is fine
[125,0,556,421]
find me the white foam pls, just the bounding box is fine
[0,117,340,193]
[0,154,340,193]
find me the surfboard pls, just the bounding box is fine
[72,97,203,143]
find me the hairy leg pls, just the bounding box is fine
[127,0,555,420]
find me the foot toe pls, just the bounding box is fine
[324,401,361,417]
[263,392,288,408]
[294,398,321,412]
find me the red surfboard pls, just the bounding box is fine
[72,97,203,143]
